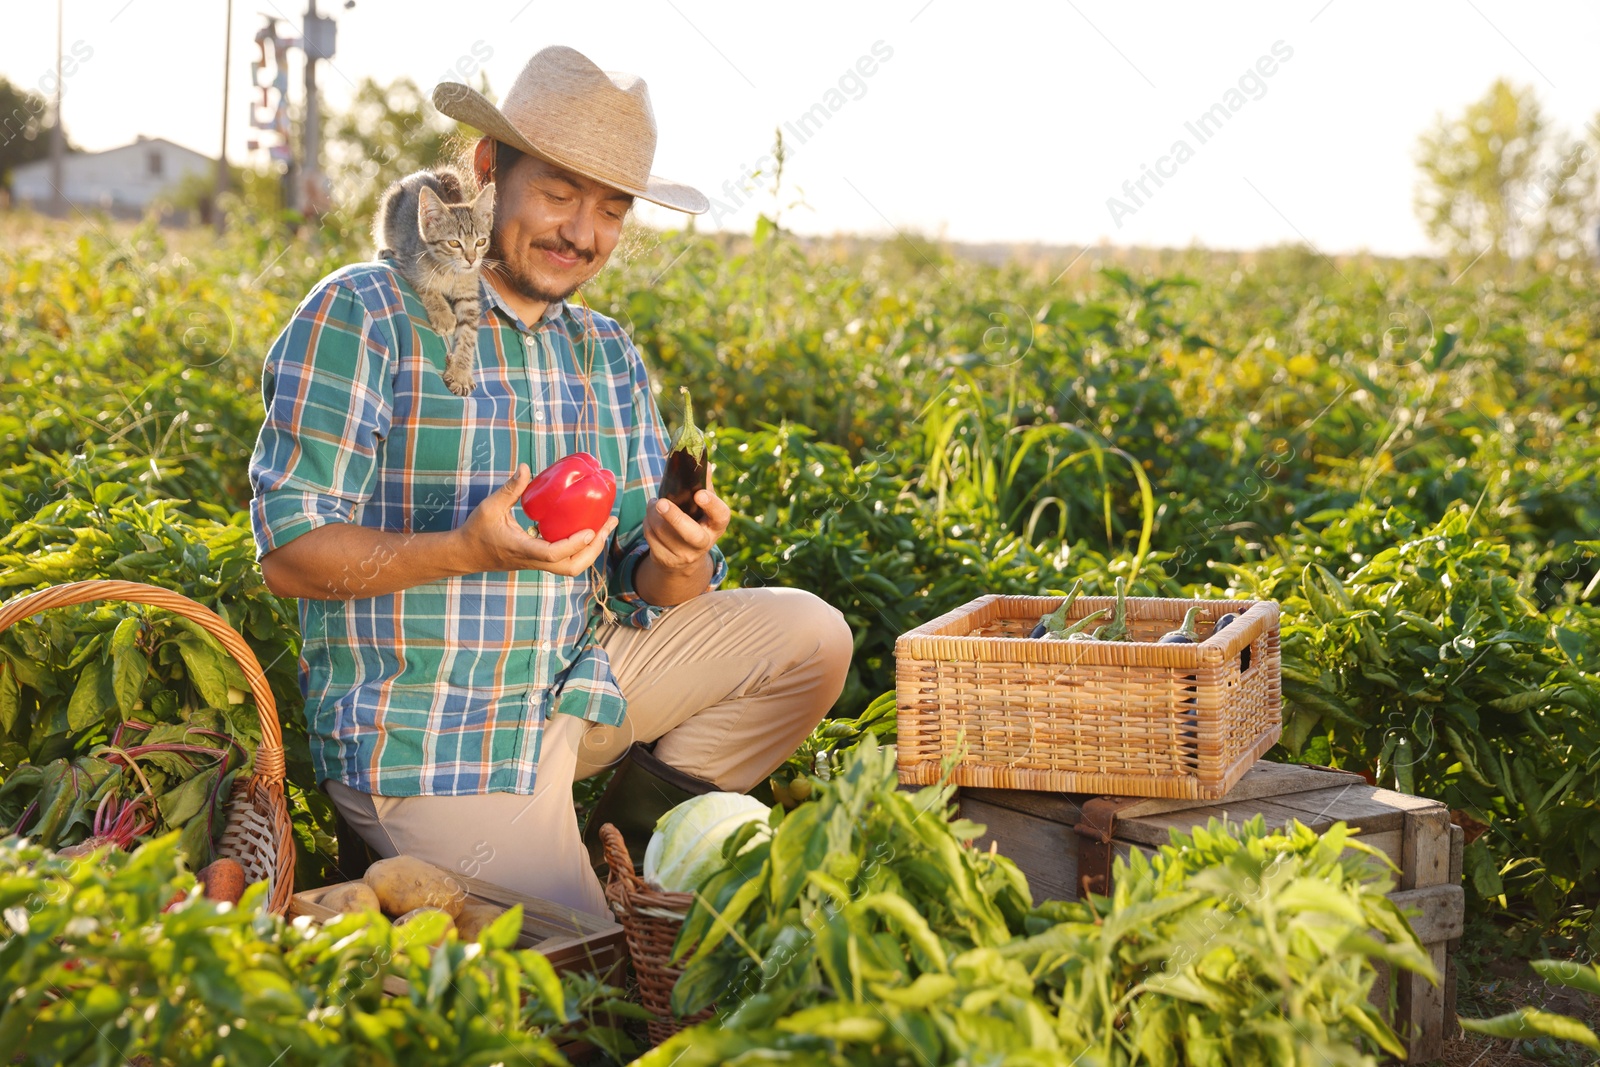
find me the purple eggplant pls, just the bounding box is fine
[660,387,710,521]
[1157,606,1205,644]
[1210,611,1251,671]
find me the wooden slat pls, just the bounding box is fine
[961,786,1086,826]
[1365,786,1445,813]
[1358,829,1404,871]
[1388,885,1465,944]
[965,760,1360,829]
[1444,938,1460,1045]
[1395,942,1450,1062]
[1401,809,1452,890]
[961,796,1077,905]
[1257,785,1411,835]
[1109,760,1364,820]
[1445,819,1464,1045]
[1369,957,1391,1018]
[458,873,618,937]
[1113,798,1345,847]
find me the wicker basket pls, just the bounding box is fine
[895,593,1282,800]
[599,822,715,1046]
[0,579,297,914]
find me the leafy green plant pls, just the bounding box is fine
[643,740,1437,1066]
[768,688,896,807]
[1212,502,1600,931]
[7,203,1600,950]
[0,832,641,1065]
[0,492,337,886]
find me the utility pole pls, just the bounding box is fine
[300,0,336,216]
[50,0,65,213]
[302,0,319,215]
[216,0,233,233]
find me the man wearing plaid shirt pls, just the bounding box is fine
[248,46,851,915]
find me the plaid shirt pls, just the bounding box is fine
[248,262,725,797]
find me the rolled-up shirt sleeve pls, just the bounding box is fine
[603,336,725,628]
[248,280,393,560]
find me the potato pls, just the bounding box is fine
[363,855,467,918]
[393,906,455,945]
[197,858,246,905]
[320,881,382,915]
[455,901,510,942]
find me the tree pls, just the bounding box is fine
[322,75,487,231]
[1414,80,1598,266]
[0,75,72,188]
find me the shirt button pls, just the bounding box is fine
[534,408,545,421]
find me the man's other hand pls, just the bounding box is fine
[456,464,619,577]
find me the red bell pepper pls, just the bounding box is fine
[519,452,617,542]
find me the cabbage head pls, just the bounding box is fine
[641,792,771,893]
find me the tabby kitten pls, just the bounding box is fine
[373,168,496,396]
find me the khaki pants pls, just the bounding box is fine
[325,586,851,917]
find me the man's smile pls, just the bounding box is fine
[531,238,594,271]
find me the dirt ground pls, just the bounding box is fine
[1431,952,1600,1067]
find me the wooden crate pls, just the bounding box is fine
[956,760,1465,1062]
[291,873,627,985]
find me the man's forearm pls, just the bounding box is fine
[261,524,479,600]
[633,550,715,608]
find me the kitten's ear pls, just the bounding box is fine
[417,185,446,231]
[472,183,496,227]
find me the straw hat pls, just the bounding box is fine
[432,45,709,215]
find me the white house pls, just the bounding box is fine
[9,135,214,215]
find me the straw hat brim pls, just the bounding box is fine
[432,81,710,215]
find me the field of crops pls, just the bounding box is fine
[2,207,1598,1061]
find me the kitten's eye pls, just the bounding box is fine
[448,240,462,248]
[476,238,488,247]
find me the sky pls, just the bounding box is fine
[4,1,1597,256]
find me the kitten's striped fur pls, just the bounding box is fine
[374,168,496,396]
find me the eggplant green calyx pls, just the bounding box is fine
[669,386,710,462]
[1046,608,1108,640]
[1035,579,1085,638]
[1158,606,1206,644]
[1093,577,1131,642]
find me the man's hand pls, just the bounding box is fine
[259,466,620,601]
[455,464,619,577]
[632,467,730,607]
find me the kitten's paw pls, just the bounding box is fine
[442,368,476,396]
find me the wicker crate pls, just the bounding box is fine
[957,759,1465,1062]
[895,593,1282,799]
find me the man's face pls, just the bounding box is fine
[484,149,633,305]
